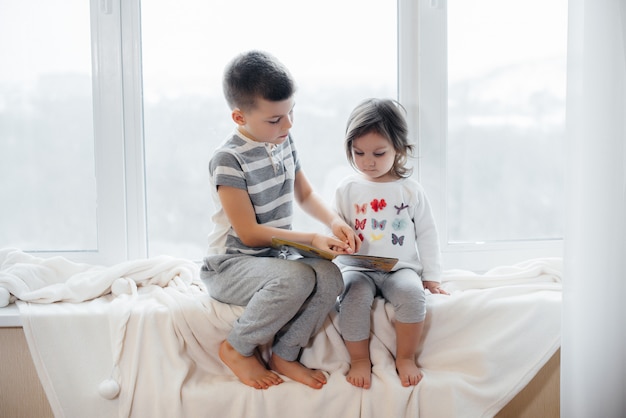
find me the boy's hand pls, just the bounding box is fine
[311,234,355,255]
[330,219,361,253]
[424,281,449,295]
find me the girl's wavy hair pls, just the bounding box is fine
[344,98,414,178]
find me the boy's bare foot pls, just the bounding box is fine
[269,353,327,389]
[346,358,372,389]
[219,340,283,389]
[396,357,423,387]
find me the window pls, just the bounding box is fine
[0,0,146,264]
[141,0,397,259]
[1,1,567,270]
[0,1,97,253]
[417,0,568,269]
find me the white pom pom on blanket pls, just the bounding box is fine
[98,378,121,400]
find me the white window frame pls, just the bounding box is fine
[409,0,563,271]
[59,0,146,265]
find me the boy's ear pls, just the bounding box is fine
[231,108,246,126]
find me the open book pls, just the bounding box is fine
[271,237,398,272]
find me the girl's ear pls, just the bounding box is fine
[231,108,245,126]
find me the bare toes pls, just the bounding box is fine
[269,354,328,389]
[219,340,283,389]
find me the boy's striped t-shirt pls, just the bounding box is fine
[206,131,301,255]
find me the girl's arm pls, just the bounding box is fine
[423,281,449,295]
[413,186,442,282]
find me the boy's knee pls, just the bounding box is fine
[289,272,317,297]
[318,264,344,297]
[329,275,345,298]
[265,266,316,301]
[299,259,343,294]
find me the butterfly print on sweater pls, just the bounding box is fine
[394,203,409,215]
[371,219,387,230]
[370,233,384,241]
[354,203,367,214]
[392,218,407,231]
[370,198,387,212]
[391,233,405,246]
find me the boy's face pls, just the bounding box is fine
[232,97,295,145]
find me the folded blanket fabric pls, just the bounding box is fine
[0,248,204,306]
[0,249,562,418]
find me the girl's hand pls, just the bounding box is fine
[330,219,361,253]
[424,281,449,295]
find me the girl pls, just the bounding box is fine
[334,98,448,389]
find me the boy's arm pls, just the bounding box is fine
[218,185,352,251]
[294,171,360,253]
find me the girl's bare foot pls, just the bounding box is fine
[346,358,372,389]
[219,340,283,389]
[269,353,327,389]
[396,357,423,387]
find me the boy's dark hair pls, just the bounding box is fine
[223,50,296,111]
[345,98,414,178]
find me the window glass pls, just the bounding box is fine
[140,0,397,259]
[446,0,568,243]
[0,1,96,251]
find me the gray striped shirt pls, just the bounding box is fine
[206,130,301,255]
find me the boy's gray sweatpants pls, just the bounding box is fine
[201,253,344,361]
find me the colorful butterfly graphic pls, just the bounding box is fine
[354,203,367,214]
[370,198,387,212]
[354,218,367,230]
[391,234,405,246]
[370,233,384,241]
[394,203,409,215]
[392,218,407,231]
[371,219,387,230]
[358,233,365,242]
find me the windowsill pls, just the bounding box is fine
[0,304,21,327]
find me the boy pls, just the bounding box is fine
[201,50,360,390]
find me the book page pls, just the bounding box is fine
[271,237,398,272]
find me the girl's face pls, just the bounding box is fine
[233,97,294,145]
[351,132,397,182]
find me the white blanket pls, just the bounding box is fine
[0,249,562,418]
